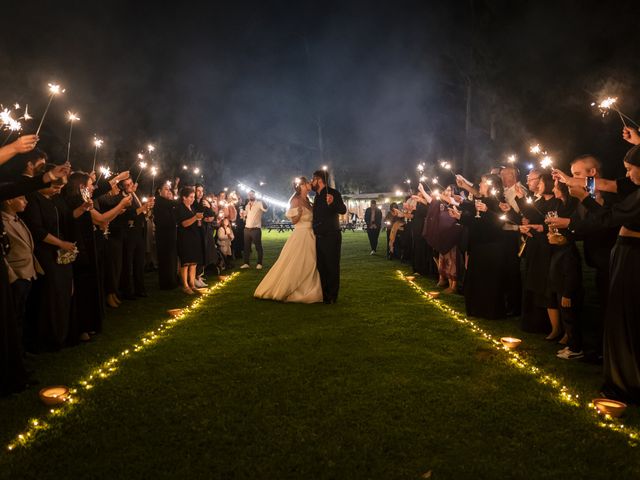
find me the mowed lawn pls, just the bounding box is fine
[0,230,638,479]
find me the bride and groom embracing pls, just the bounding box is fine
[254,170,347,304]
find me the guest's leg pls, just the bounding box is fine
[133,230,146,295]
[255,229,264,265]
[243,229,253,264]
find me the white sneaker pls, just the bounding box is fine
[240,264,250,269]
[256,264,263,270]
[557,346,570,354]
[370,250,376,255]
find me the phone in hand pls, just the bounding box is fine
[586,176,596,199]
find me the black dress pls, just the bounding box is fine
[195,199,217,267]
[411,202,430,274]
[22,193,74,351]
[459,197,506,319]
[65,194,103,336]
[517,196,562,333]
[153,195,178,289]
[176,203,203,265]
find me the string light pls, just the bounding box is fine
[397,271,640,447]
[5,273,239,453]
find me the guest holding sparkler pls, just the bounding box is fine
[500,165,524,316]
[547,181,583,360]
[153,182,178,290]
[0,152,70,394]
[194,184,216,287]
[62,172,131,338]
[449,174,509,319]
[516,171,562,336]
[120,178,154,300]
[551,145,640,403]
[22,167,76,351]
[176,187,204,294]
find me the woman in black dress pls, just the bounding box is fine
[176,187,204,295]
[515,172,562,336]
[62,172,130,339]
[154,182,178,289]
[194,184,217,282]
[23,176,76,351]
[450,174,513,319]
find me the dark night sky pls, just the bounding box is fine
[1,0,639,194]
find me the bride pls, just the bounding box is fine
[254,177,323,303]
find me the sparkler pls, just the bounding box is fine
[591,97,640,128]
[182,165,188,170]
[96,166,112,183]
[193,167,201,175]
[150,166,158,195]
[540,156,553,169]
[507,154,517,164]
[91,137,104,172]
[22,105,32,121]
[65,111,80,164]
[36,83,65,136]
[134,161,147,183]
[529,144,544,155]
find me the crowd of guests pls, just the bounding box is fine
[374,126,640,405]
[0,135,262,396]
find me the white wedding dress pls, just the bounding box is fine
[254,206,323,303]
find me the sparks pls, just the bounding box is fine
[419,176,427,182]
[193,167,201,175]
[182,165,188,170]
[147,144,155,152]
[93,138,104,148]
[67,111,80,122]
[48,83,65,95]
[529,144,542,155]
[139,162,147,169]
[540,156,553,169]
[507,154,517,163]
[22,105,32,121]
[150,166,158,176]
[99,166,112,179]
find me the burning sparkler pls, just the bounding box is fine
[65,111,80,164]
[507,154,517,164]
[591,96,640,128]
[540,156,553,169]
[92,137,104,172]
[36,83,66,135]
[135,161,147,183]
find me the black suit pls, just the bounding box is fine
[312,187,347,302]
[153,195,178,289]
[364,206,382,252]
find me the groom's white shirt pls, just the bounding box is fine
[245,200,267,228]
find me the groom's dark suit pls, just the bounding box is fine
[312,186,347,303]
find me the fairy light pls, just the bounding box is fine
[5,273,239,452]
[397,271,640,447]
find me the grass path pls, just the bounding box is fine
[1,231,639,479]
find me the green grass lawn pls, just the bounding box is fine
[1,231,638,479]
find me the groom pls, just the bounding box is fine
[311,170,347,304]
